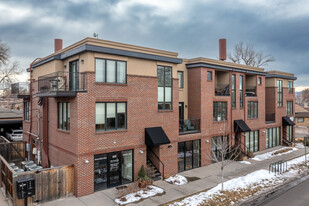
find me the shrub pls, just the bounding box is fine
[137,165,147,181]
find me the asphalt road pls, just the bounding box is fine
[263,178,309,206]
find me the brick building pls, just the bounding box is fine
[13,38,296,197]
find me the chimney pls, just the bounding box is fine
[219,38,226,61]
[54,39,63,52]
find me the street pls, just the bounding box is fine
[263,178,309,206]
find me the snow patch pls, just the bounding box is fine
[165,174,188,185]
[239,161,251,165]
[115,185,164,205]
[251,147,298,161]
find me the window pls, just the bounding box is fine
[266,127,280,148]
[277,80,283,107]
[178,140,201,172]
[207,71,212,81]
[24,101,30,121]
[246,131,259,152]
[287,125,293,142]
[96,102,126,131]
[213,102,227,121]
[240,75,243,108]
[211,136,229,162]
[298,118,304,123]
[288,81,293,93]
[95,59,126,84]
[287,101,293,115]
[158,66,172,110]
[258,77,262,85]
[58,102,70,130]
[177,71,184,88]
[248,101,258,119]
[232,74,236,108]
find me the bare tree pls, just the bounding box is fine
[228,42,275,68]
[0,40,9,66]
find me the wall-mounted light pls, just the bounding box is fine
[81,59,84,64]
[205,140,209,143]
[139,150,144,154]
[84,160,89,164]
[168,145,172,148]
[64,65,67,69]
[185,105,188,108]
[114,141,117,144]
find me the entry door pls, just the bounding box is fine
[69,60,79,90]
[108,152,122,187]
[179,102,184,123]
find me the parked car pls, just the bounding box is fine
[6,129,23,142]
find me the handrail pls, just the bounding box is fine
[148,148,165,180]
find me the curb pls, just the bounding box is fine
[238,170,309,206]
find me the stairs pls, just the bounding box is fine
[283,138,293,146]
[146,158,161,181]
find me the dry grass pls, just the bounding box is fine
[115,182,140,198]
[272,148,293,156]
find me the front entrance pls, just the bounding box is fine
[94,150,133,191]
[178,139,201,172]
[69,60,79,90]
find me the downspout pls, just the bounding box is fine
[230,72,233,146]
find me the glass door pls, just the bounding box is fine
[94,154,108,191]
[108,152,121,187]
[69,60,79,90]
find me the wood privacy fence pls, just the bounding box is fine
[0,140,27,163]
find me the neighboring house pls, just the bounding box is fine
[295,104,309,137]
[12,38,296,197]
[0,108,23,137]
[303,100,309,110]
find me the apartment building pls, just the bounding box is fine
[12,38,296,197]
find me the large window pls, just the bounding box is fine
[96,102,126,131]
[213,102,227,121]
[207,71,212,81]
[58,102,70,131]
[258,77,262,85]
[95,59,126,84]
[248,101,258,119]
[266,127,280,148]
[287,101,293,115]
[177,71,184,88]
[158,66,172,110]
[277,80,283,107]
[232,74,236,108]
[246,131,259,152]
[178,140,201,172]
[211,136,229,162]
[288,81,293,93]
[287,126,293,142]
[24,101,30,121]
[240,75,243,108]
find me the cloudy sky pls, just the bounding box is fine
[0,0,308,91]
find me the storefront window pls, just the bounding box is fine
[178,140,200,172]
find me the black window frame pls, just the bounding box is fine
[24,101,30,121]
[58,102,70,131]
[211,135,229,163]
[95,102,127,132]
[287,101,293,116]
[288,81,293,93]
[266,127,281,148]
[247,101,258,119]
[158,66,173,110]
[213,102,227,122]
[258,77,262,85]
[246,130,259,152]
[240,75,244,108]
[207,71,213,81]
[177,71,184,89]
[95,58,127,84]
[232,74,236,108]
[277,80,283,107]
[177,139,201,172]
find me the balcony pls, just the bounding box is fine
[215,84,230,96]
[11,82,30,98]
[37,71,86,98]
[266,113,276,124]
[179,119,200,135]
[245,86,257,96]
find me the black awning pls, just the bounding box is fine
[145,127,171,146]
[234,120,251,133]
[282,116,295,126]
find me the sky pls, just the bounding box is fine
[0,0,309,91]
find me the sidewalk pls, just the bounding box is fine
[26,146,308,206]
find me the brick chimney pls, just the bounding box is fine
[219,39,226,61]
[54,39,63,52]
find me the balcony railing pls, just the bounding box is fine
[11,82,30,98]
[215,84,230,96]
[37,71,86,97]
[179,119,200,135]
[266,113,276,123]
[245,86,257,96]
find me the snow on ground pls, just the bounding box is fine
[295,143,306,149]
[165,174,188,185]
[239,161,251,165]
[169,154,309,206]
[114,185,164,205]
[251,147,298,161]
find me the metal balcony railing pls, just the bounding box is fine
[266,113,276,123]
[11,82,30,98]
[215,84,230,96]
[245,86,257,96]
[37,71,86,97]
[179,119,200,135]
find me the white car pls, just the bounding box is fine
[6,129,23,142]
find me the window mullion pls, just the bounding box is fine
[115,103,118,129]
[105,103,107,131]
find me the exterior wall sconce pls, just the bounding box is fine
[168,145,172,148]
[205,140,209,143]
[84,160,89,164]
[81,59,84,64]
[139,150,144,154]
[64,65,67,69]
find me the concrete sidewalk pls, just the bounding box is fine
[2,146,305,206]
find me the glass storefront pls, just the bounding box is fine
[94,149,133,191]
[178,139,201,172]
[266,127,280,149]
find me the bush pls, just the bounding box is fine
[137,165,147,181]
